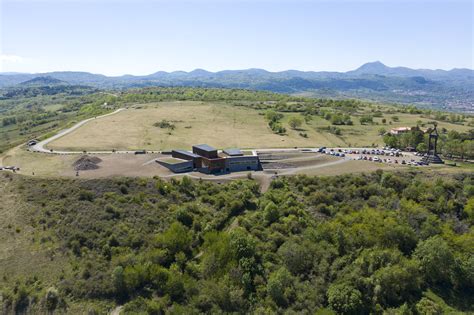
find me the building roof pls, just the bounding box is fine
[223,148,243,156]
[172,149,200,158]
[391,127,411,132]
[159,157,189,165]
[193,144,217,152]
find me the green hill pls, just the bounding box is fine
[0,171,472,313]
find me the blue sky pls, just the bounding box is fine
[0,0,472,75]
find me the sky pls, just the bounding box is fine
[0,0,472,75]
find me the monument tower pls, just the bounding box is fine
[421,123,444,164]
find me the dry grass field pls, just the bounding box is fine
[47,101,472,151]
[47,101,341,151]
[2,100,471,180]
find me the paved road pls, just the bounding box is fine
[30,108,125,154]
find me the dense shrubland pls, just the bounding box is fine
[1,170,473,314]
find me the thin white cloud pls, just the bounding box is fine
[0,54,25,63]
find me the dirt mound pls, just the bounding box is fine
[73,155,102,171]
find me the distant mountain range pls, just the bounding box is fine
[1,61,473,112]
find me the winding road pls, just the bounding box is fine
[30,108,125,154]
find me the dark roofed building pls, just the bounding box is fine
[163,144,260,174]
[192,144,218,159]
[223,148,243,157]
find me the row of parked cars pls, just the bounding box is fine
[317,147,346,157]
[318,147,403,157]
[360,148,403,157]
[354,155,426,166]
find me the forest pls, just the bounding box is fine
[1,170,473,314]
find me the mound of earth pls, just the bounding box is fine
[73,155,102,171]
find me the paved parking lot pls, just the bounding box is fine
[319,147,424,166]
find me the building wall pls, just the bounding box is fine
[193,147,218,159]
[172,150,194,160]
[225,156,260,172]
[201,157,227,173]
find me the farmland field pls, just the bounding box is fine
[46,101,472,151]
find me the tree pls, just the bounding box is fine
[359,115,374,125]
[464,197,474,223]
[416,142,428,153]
[267,267,294,307]
[413,236,456,285]
[415,298,443,315]
[277,239,313,275]
[264,202,280,224]
[383,134,399,148]
[265,110,283,122]
[44,287,60,311]
[288,116,303,130]
[327,283,363,314]
[156,222,192,257]
[378,128,387,135]
[112,266,127,299]
[201,232,233,278]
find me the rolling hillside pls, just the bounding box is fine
[1,62,472,112]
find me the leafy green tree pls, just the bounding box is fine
[288,116,303,130]
[112,266,127,299]
[415,298,443,315]
[264,202,280,224]
[464,197,474,223]
[372,262,421,307]
[265,110,283,122]
[413,236,456,285]
[267,267,294,307]
[384,134,399,148]
[327,282,363,314]
[277,239,313,275]
[201,232,233,278]
[359,115,374,125]
[156,222,192,258]
[416,142,427,153]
